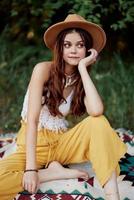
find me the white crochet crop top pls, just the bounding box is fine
[21,89,74,132]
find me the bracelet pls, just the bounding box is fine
[24,169,38,173]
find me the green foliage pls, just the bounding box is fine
[91,53,134,130]
[111,0,134,30]
[69,0,103,24]
[0,33,51,132]
[0,0,134,44]
[0,0,69,45]
[70,0,134,30]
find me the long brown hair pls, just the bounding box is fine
[43,28,93,117]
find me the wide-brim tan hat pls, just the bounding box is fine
[44,14,106,52]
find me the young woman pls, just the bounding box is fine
[0,14,127,200]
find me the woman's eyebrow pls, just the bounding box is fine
[64,40,83,42]
[64,40,71,42]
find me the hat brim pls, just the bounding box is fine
[44,21,106,53]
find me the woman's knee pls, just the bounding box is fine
[84,114,111,129]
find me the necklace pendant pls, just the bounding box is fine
[64,72,77,88]
[64,77,77,88]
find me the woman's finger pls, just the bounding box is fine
[27,183,33,194]
[31,182,37,194]
[24,181,32,193]
[24,181,37,194]
[89,48,98,58]
[89,49,98,60]
[24,182,28,191]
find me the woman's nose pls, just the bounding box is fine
[70,45,77,53]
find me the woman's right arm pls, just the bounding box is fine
[22,61,51,194]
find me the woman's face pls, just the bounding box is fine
[63,31,86,67]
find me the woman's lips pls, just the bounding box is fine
[68,56,79,58]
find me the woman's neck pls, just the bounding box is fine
[64,64,77,75]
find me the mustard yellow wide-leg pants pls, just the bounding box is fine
[0,115,127,200]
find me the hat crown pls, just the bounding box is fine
[64,14,86,23]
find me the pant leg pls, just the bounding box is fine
[53,115,127,186]
[0,151,26,200]
[0,122,54,200]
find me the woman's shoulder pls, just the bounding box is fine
[33,61,52,74]
[32,61,52,81]
[27,61,52,90]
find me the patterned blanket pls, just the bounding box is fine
[0,128,134,200]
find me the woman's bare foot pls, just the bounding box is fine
[39,161,89,183]
[105,192,120,200]
[104,171,120,200]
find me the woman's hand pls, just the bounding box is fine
[22,171,39,194]
[78,48,98,70]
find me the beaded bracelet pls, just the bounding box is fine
[24,169,38,173]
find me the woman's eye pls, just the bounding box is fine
[77,43,85,48]
[64,43,70,48]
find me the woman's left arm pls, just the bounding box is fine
[78,49,104,116]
